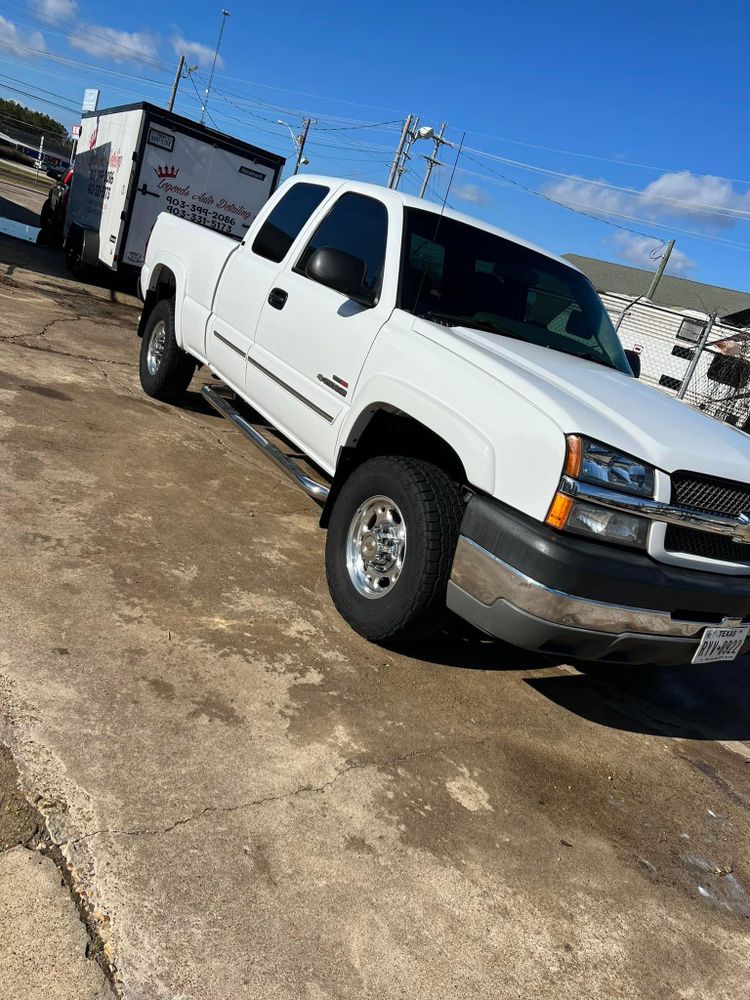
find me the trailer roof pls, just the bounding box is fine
[81,101,286,169]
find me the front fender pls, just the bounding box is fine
[339,374,496,494]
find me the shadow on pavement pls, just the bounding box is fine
[525,658,750,740]
[392,619,564,673]
[403,619,750,740]
[0,194,39,227]
[0,233,139,299]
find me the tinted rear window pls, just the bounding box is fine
[252,183,329,262]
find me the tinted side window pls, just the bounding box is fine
[297,193,388,294]
[252,183,329,263]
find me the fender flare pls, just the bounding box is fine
[139,253,188,348]
[337,375,496,494]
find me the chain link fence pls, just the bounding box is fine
[601,292,750,433]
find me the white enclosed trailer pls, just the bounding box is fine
[65,101,285,272]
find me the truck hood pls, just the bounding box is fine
[414,318,750,482]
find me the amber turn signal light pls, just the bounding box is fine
[563,434,582,477]
[545,492,574,529]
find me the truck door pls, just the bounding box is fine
[249,191,393,470]
[209,181,331,394]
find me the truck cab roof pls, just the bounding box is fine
[279,174,581,277]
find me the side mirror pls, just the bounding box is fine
[625,349,641,378]
[305,247,375,307]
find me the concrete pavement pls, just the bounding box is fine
[0,230,749,999]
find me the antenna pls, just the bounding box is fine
[201,9,230,126]
[411,132,466,315]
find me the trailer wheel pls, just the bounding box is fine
[325,456,464,643]
[139,298,196,402]
[64,226,84,276]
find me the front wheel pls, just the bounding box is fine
[325,456,464,643]
[139,298,196,402]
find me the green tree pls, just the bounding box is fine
[0,99,68,139]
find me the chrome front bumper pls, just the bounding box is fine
[450,536,743,640]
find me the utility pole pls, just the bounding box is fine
[167,55,185,113]
[677,311,715,400]
[394,116,420,190]
[646,239,675,300]
[201,9,230,126]
[388,115,413,189]
[419,121,447,198]
[294,118,312,174]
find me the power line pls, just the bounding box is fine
[0,1,171,72]
[460,152,665,243]
[462,146,750,222]
[458,157,750,253]
[461,126,750,187]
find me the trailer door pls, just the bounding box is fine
[122,122,277,268]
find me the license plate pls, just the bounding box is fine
[692,625,749,664]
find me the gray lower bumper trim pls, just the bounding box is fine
[445,582,722,666]
[449,536,747,640]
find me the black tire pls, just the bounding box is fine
[40,200,52,230]
[139,298,196,402]
[325,456,464,643]
[64,227,87,278]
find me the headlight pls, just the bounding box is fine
[565,435,655,498]
[564,499,649,548]
[545,435,655,549]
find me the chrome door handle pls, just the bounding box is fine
[268,287,288,310]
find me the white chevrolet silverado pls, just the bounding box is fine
[137,176,750,667]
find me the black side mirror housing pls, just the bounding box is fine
[305,247,375,307]
[624,349,641,379]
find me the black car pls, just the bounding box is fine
[38,168,73,248]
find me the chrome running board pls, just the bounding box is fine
[201,385,330,504]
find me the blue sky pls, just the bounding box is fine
[1,0,750,293]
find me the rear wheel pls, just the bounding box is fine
[139,298,196,402]
[325,456,464,643]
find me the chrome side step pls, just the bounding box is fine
[201,385,330,504]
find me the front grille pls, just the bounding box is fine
[665,472,750,565]
[670,472,750,516]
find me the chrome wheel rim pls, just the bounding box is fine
[346,495,406,599]
[146,320,166,376]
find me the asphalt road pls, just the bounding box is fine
[0,230,749,999]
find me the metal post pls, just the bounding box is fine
[646,239,675,300]
[34,135,43,184]
[201,9,230,126]
[388,115,412,189]
[168,55,185,113]
[677,312,715,400]
[419,121,447,198]
[294,118,312,175]
[394,116,419,190]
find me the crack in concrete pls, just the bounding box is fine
[0,315,137,368]
[62,736,492,847]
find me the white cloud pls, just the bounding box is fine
[69,24,159,65]
[610,232,696,275]
[0,15,46,56]
[33,0,77,18]
[171,33,224,70]
[453,181,491,206]
[544,171,750,230]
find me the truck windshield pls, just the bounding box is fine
[399,208,631,374]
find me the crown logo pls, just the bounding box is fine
[154,164,178,179]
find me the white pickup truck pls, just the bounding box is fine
[138,176,750,667]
